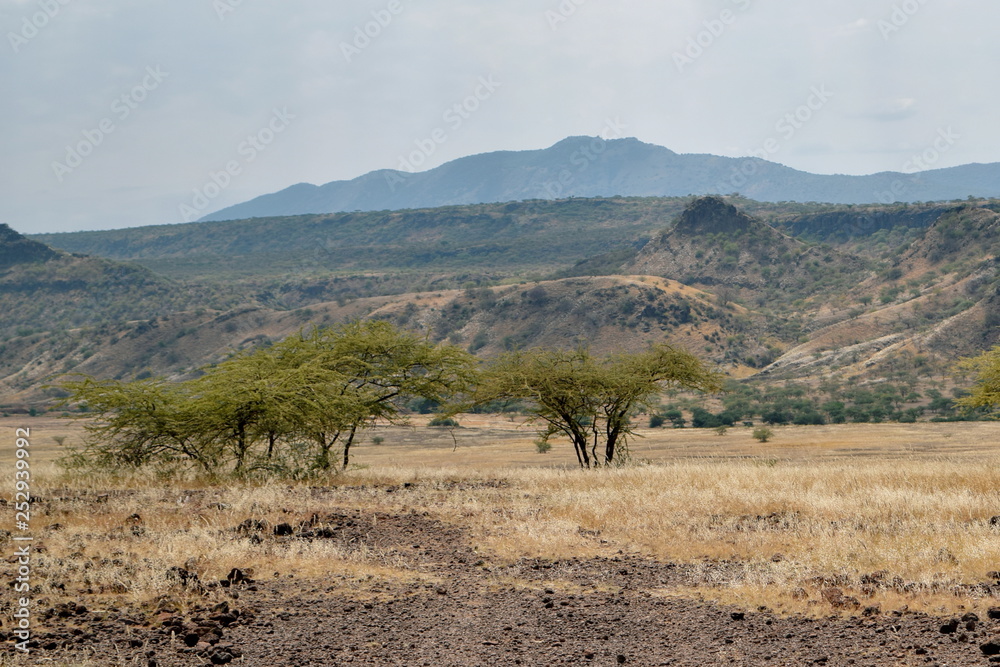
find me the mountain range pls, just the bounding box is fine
[200,136,1000,222]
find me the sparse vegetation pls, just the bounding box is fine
[472,345,722,467]
[11,422,1000,629]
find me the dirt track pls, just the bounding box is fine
[11,504,1000,667]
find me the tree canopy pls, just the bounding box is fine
[60,322,723,475]
[955,345,1000,413]
[472,344,723,468]
[60,321,475,476]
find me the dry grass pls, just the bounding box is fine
[4,418,1000,621]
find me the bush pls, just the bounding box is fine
[428,415,459,427]
[752,427,773,443]
[691,407,722,428]
[534,439,552,454]
[792,411,826,426]
[649,414,665,428]
[761,408,791,425]
[713,425,728,436]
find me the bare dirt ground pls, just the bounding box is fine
[5,418,1000,666]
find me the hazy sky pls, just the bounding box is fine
[2,0,998,234]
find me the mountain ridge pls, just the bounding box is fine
[198,137,1000,222]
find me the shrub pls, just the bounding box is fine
[691,407,722,428]
[649,414,666,428]
[752,427,773,443]
[761,408,791,425]
[713,425,728,436]
[792,411,826,426]
[428,416,459,427]
[534,439,552,454]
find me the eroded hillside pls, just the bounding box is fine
[4,196,1000,410]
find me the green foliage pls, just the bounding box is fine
[472,344,722,468]
[59,322,476,476]
[955,346,1000,413]
[682,379,947,427]
[752,427,774,442]
[428,415,459,427]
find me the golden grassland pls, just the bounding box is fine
[3,416,1000,626]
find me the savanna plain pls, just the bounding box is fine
[5,416,1000,666]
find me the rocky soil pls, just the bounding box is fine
[7,507,1000,666]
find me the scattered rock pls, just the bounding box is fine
[209,649,234,664]
[166,567,199,587]
[236,519,269,534]
[940,619,959,634]
[227,568,253,586]
[820,588,859,609]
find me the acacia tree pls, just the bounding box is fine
[57,377,221,473]
[60,321,476,475]
[955,346,1000,413]
[185,346,339,472]
[276,321,477,469]
[474,345,722,467]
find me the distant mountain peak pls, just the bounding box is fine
[197,137,1000,222]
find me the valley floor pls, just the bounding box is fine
[4,419,1000,666]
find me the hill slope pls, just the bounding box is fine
[8,197,1000,410]
[625,197,870,297]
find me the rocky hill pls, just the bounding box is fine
[625,197,869,298]
[0,223,59,269]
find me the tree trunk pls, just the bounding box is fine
[341,423,360,470]
[315,432,330,470]
[234,422,247,472]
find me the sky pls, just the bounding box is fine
[2,0,998,234]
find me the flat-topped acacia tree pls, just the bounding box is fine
[273,321,477,469]
[60,321,476,475]
[473,344,723,468]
